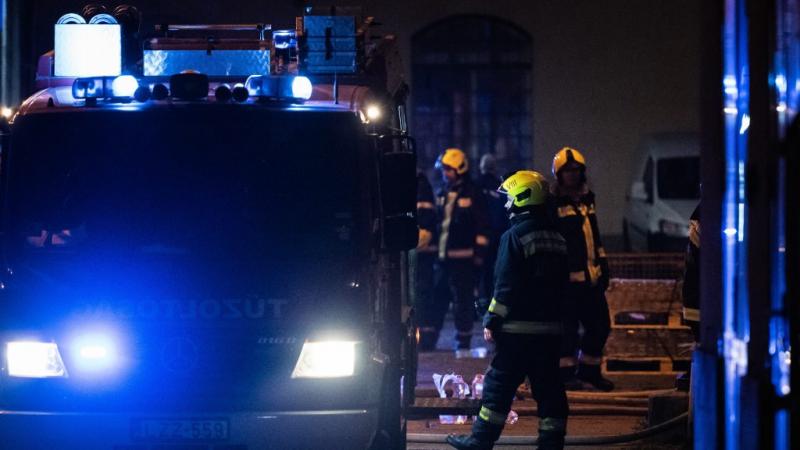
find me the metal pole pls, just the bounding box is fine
[745,0,778,447]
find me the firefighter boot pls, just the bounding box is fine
[576,363,614,391]
[559,366,583,391]
[418,327,439,352]
[446,434,493,450]
[537,417,567,450]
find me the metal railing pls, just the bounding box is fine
[607,252,685,280]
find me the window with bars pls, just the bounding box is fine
[411,15,533,180]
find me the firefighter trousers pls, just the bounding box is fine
[472,334,568,449]
[415,252,437,350]
[561,284,611,362]
[419,258,476,349]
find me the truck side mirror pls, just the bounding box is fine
[378,139,417,251]
[380,151,416,216]
[630,181,649,201]
[383,215,418,251]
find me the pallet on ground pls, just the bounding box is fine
[605,327,694,359]
[606,278,683,319]
[602,356,690,375]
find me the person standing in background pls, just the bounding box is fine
[551,147,614,391]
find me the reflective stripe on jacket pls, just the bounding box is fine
[551,187,608,287]
[435,179,490,261]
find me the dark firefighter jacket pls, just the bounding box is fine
[551,186,610,288]
[483,210,569,335]
[416,172,437,250]
[682,205,700,325]
[477,172,511,241]
[433,178,491,261]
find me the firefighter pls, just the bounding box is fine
[475,154,510,314]
[415,169,439,351]
[551,147,614,391]
[447,170,569,450]
[682,203,700,339]
[420,148,490,354]
[677,202,700,390]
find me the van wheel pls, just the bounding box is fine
[622,220,632,252]
[646,233,660,252]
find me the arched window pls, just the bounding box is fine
[412,15,532,179]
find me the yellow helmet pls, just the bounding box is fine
[498,170,548,207]
[435,148,469,175]
[551,147,586,177]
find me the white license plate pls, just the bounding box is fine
[131,418,229,441]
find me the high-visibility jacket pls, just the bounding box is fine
[433,179,490,261]
[483,210,569,335]
[551,186,609,288]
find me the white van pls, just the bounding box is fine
[623,133,700,252]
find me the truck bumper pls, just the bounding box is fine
[0,407,378,450]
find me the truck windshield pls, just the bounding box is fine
[4,107,367,267]
[657,156,700,200]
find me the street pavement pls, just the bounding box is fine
[408,315,689,449]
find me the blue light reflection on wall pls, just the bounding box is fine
[722,1,750,449]
[770,1,798,448]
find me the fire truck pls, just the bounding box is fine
[0,7,417,449]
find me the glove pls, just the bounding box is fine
[482,313,503,333]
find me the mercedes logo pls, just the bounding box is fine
[161,336,199,373]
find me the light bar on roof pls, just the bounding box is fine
[54,22,122,77]
[244,75,312,101]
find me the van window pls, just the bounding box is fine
[657,156,700,200]
[643,157,654,203]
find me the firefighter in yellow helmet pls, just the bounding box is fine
[417,148,490,354]
[448,170,569,450]
[551,147,614,391]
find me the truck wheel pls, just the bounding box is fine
[368,364,406,450]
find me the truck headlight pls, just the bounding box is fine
[291,341,356,379]
[7,341,68,378]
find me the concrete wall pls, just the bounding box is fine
[24,0,702,239]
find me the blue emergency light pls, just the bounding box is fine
[72,75,140,100]
[244,75,313,101]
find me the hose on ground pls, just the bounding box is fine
[407,411,688,446]
[566,388,677,398]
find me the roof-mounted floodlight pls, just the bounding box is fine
[55,13,121,77]
[110,75,139,98]
[291,76,313,100]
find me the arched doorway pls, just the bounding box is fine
[411,15,533,182]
